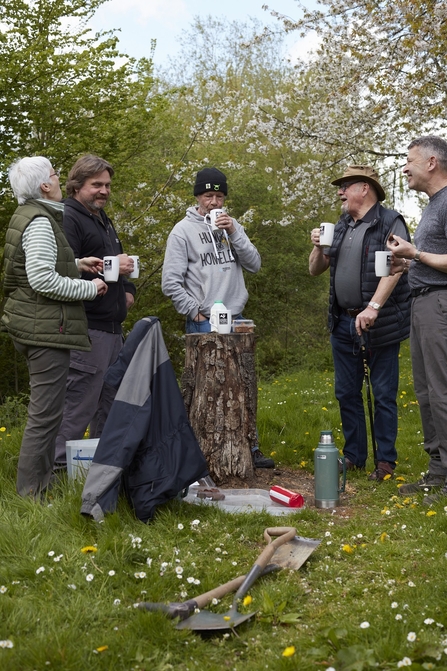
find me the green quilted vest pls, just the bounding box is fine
[2,200,91,351]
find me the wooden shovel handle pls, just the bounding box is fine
[193,528,296,609]
[193,565,277,609]
[231,527,297,602]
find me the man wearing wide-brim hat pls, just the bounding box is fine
[309,165,411,481]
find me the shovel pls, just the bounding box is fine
[176,526,296,631]
[139,528,320,628]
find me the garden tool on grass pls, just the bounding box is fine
[176,526,296,631]
[360,333,378,470]
[139,528,320,630]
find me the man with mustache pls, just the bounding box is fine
[309,166,411,480]
[53,155,136,472]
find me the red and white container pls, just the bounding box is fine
[269,485,305,508]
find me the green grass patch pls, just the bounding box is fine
[0,341,446,670]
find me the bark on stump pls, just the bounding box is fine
[181,333,257,483]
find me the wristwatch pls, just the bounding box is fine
[368,301,381,311]
[414,249,421,262]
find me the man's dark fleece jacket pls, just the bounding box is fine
[63,197,135,334]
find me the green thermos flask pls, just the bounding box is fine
[314,430,346,508]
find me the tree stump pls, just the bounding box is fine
[181,333,257,483]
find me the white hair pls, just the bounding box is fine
[8,157,53,205]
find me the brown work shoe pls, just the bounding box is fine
[339,457,354,473]
[368,461,394,481]
[338,457,365,473]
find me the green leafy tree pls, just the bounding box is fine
[0,0,180,395]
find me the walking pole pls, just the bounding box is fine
[359,333,378,471]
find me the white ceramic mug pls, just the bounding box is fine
[101,256,119,282]
[128,255,140,279]
[205,208,225,230]
[375,250,392,277]
[319,222,335,249]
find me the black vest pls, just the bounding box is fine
[328,204,411,347]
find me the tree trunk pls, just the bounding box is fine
[181,333,257,483]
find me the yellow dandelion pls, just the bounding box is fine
[243,595,252,607]
[282,646,296,657]
[426,510,437,517]
[322,406,328,411]
[223,616,231,621]
[299,461,307,468]
[410,503,417,508]
[0,427,6,432]
[394,503,403,509]
[342,544,354,553]
[380,532,388,542]
[382,474,392,481]
[96,646,108,653]
[81,546,98,554]
[396,476,406,482]
[380,507,389,514]
[270,451,276,456]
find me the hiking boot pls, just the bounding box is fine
[252,449,275,469]
[338,457,364,473]
[398,472,446,496]
[422,484,447,507]
[368,461,394,481]
[339,457,355,473]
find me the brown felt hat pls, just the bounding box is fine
[331,165,386,201]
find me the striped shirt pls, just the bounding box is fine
[21,199,97,302]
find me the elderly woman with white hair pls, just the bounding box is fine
[1,156,108,498]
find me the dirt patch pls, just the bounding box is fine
[213,466,357,515]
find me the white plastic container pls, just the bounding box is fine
[66,438,99,480]
[184,487,305,515]
[210,301,232,334]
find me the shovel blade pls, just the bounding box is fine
[269,535,321,571]
[176,609,257,631]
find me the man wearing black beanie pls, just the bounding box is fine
[162,166,273,468]
[193,167,228,197]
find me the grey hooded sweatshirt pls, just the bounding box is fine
[162,206,261,319]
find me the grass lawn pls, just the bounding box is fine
[0,340,446,670]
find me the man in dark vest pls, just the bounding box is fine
[53,155,136,471]
[2,157,108,498]
[309,166,411,481]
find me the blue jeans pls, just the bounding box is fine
[186,317,211,334]
[330,313,399,467]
